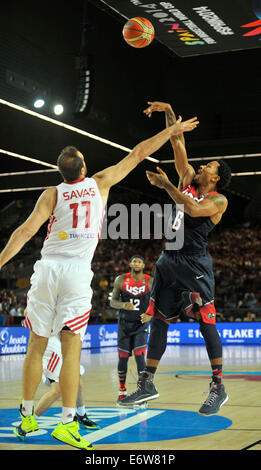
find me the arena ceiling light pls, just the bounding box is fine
[75,68,91,113]
[53,104,64,116]
[33,98,45,109]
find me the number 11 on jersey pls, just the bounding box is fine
[70,201,91,228]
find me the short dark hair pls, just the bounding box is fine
[130,255,145,263]
[57,146,84,182]
[217,159,231,190]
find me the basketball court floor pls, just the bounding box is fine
[0,343,260,452]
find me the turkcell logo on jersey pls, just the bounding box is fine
[58,230,96,240]
[0,406,232,446]
[0,327,29,355]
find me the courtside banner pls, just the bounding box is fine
[102,0,261,57]
[168,322,261,345]
[0,327,30,355]
[1,322,261,354]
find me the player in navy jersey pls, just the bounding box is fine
[110,255,153,402]
[119,101,232,416]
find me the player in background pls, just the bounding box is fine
[119,101,231,416]
[0,115,199,449]
[110,255,153,402]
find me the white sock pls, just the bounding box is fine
[76,406,86,417]
[62,407,75,424]
[22,400,33,416]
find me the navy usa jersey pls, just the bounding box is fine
[119,273,151,322]
[166,184,219,254]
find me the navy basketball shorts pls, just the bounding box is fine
[146,250,216,324]
[118,319,149,357]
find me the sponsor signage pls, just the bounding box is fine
[174,322,261,345]
[1,322,261,355]
[102,0,261,56]
[0,327,30,355]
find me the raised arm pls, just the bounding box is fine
[92,116,198,205]
[0,187,56,269]
[146,167,227,223]
[144,101,196,189]
[144,101,185,146]
[110,275,135,311]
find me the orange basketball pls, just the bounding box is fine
[122,17,155,48]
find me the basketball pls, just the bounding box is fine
[122,17,155,48]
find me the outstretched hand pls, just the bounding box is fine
[171,115,199,135]
[146,166,170,189]
[143,101,171,118]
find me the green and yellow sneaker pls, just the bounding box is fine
[75,413,100,430]
[13,405,39,440]
[51,419,93,450]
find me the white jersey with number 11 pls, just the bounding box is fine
[41,177,104,264]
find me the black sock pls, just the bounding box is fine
[144,366,157,376]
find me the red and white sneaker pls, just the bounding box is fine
[118,386,127,401]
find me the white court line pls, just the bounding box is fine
[82,409,164,443]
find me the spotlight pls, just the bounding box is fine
[53,104,64,115]
[33,98,45,108]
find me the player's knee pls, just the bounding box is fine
[199,321,222,359]
[27,331,48,357]
[118,355,129,373]
[134,348,146,373]
[61,329,81,360]
[134,346,146,357]
[147,318,169,360]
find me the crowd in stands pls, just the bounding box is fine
[208,225,261,322]
[0,219,260,325]
[0,288,26,326]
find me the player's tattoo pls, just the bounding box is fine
[208,194,226,208]
[166,110,179,141]
[166,110,176,126]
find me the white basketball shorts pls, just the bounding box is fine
[42,335,85,385]
[25,256,93,341]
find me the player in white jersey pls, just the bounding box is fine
[0,115,198,449]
